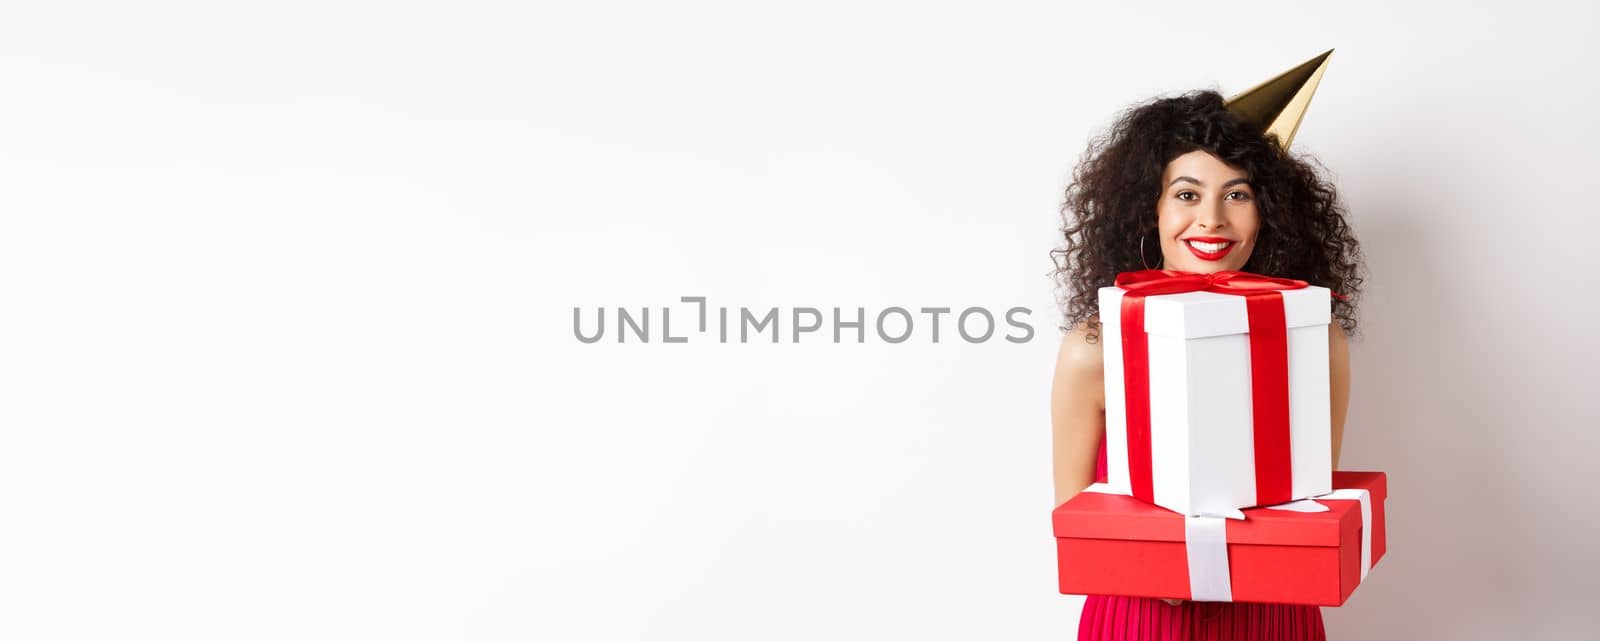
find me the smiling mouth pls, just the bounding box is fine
[1182,238,1235,260]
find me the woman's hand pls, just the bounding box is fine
[1162,598,1184,607]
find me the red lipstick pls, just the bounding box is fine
[1181,236,1236,261]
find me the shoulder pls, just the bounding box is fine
[1054,320,1104,380]
[1052,319,1106,411]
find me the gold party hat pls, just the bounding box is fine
[1225,49,1333,150]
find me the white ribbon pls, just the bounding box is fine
[1184,515,1233,601]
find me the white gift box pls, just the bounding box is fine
[1099,284,1333,516]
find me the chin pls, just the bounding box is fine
[1166,250,1251,273]
[1163,257,1226,274]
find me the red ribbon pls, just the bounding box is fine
[1114,270,1310,507]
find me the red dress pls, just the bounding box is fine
[1077,441,1327,641]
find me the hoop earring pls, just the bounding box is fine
[1139,235,1163,270]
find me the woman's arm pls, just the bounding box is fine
[1329,323,1350,470]
[1051,325,1106,506]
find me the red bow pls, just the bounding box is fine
[1114,269,1311,296]
[1116,269,1346,300]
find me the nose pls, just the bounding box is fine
[1196,200,1227,231]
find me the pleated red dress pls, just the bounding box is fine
[1077,441,1327,641]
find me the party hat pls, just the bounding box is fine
[1225,49,1333,150]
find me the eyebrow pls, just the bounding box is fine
[1169,176,1253,189]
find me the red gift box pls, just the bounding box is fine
[1053,471,1387,607]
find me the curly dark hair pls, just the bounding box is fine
[1051,89,1364,340]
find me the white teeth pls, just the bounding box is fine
[1186,240,1232,253]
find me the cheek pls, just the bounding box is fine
[1237,209,1262,260]
[1156,205,1186,237]
[1231,203,1261,238]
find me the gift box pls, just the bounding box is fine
[1053,471,1386,607]
[1100,270,1334,515]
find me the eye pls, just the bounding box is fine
[1226,190,1252,201]
[1176,191,1198,201]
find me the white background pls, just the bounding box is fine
[3,2,1598,639]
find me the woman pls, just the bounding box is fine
[1049,90,1365,640]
